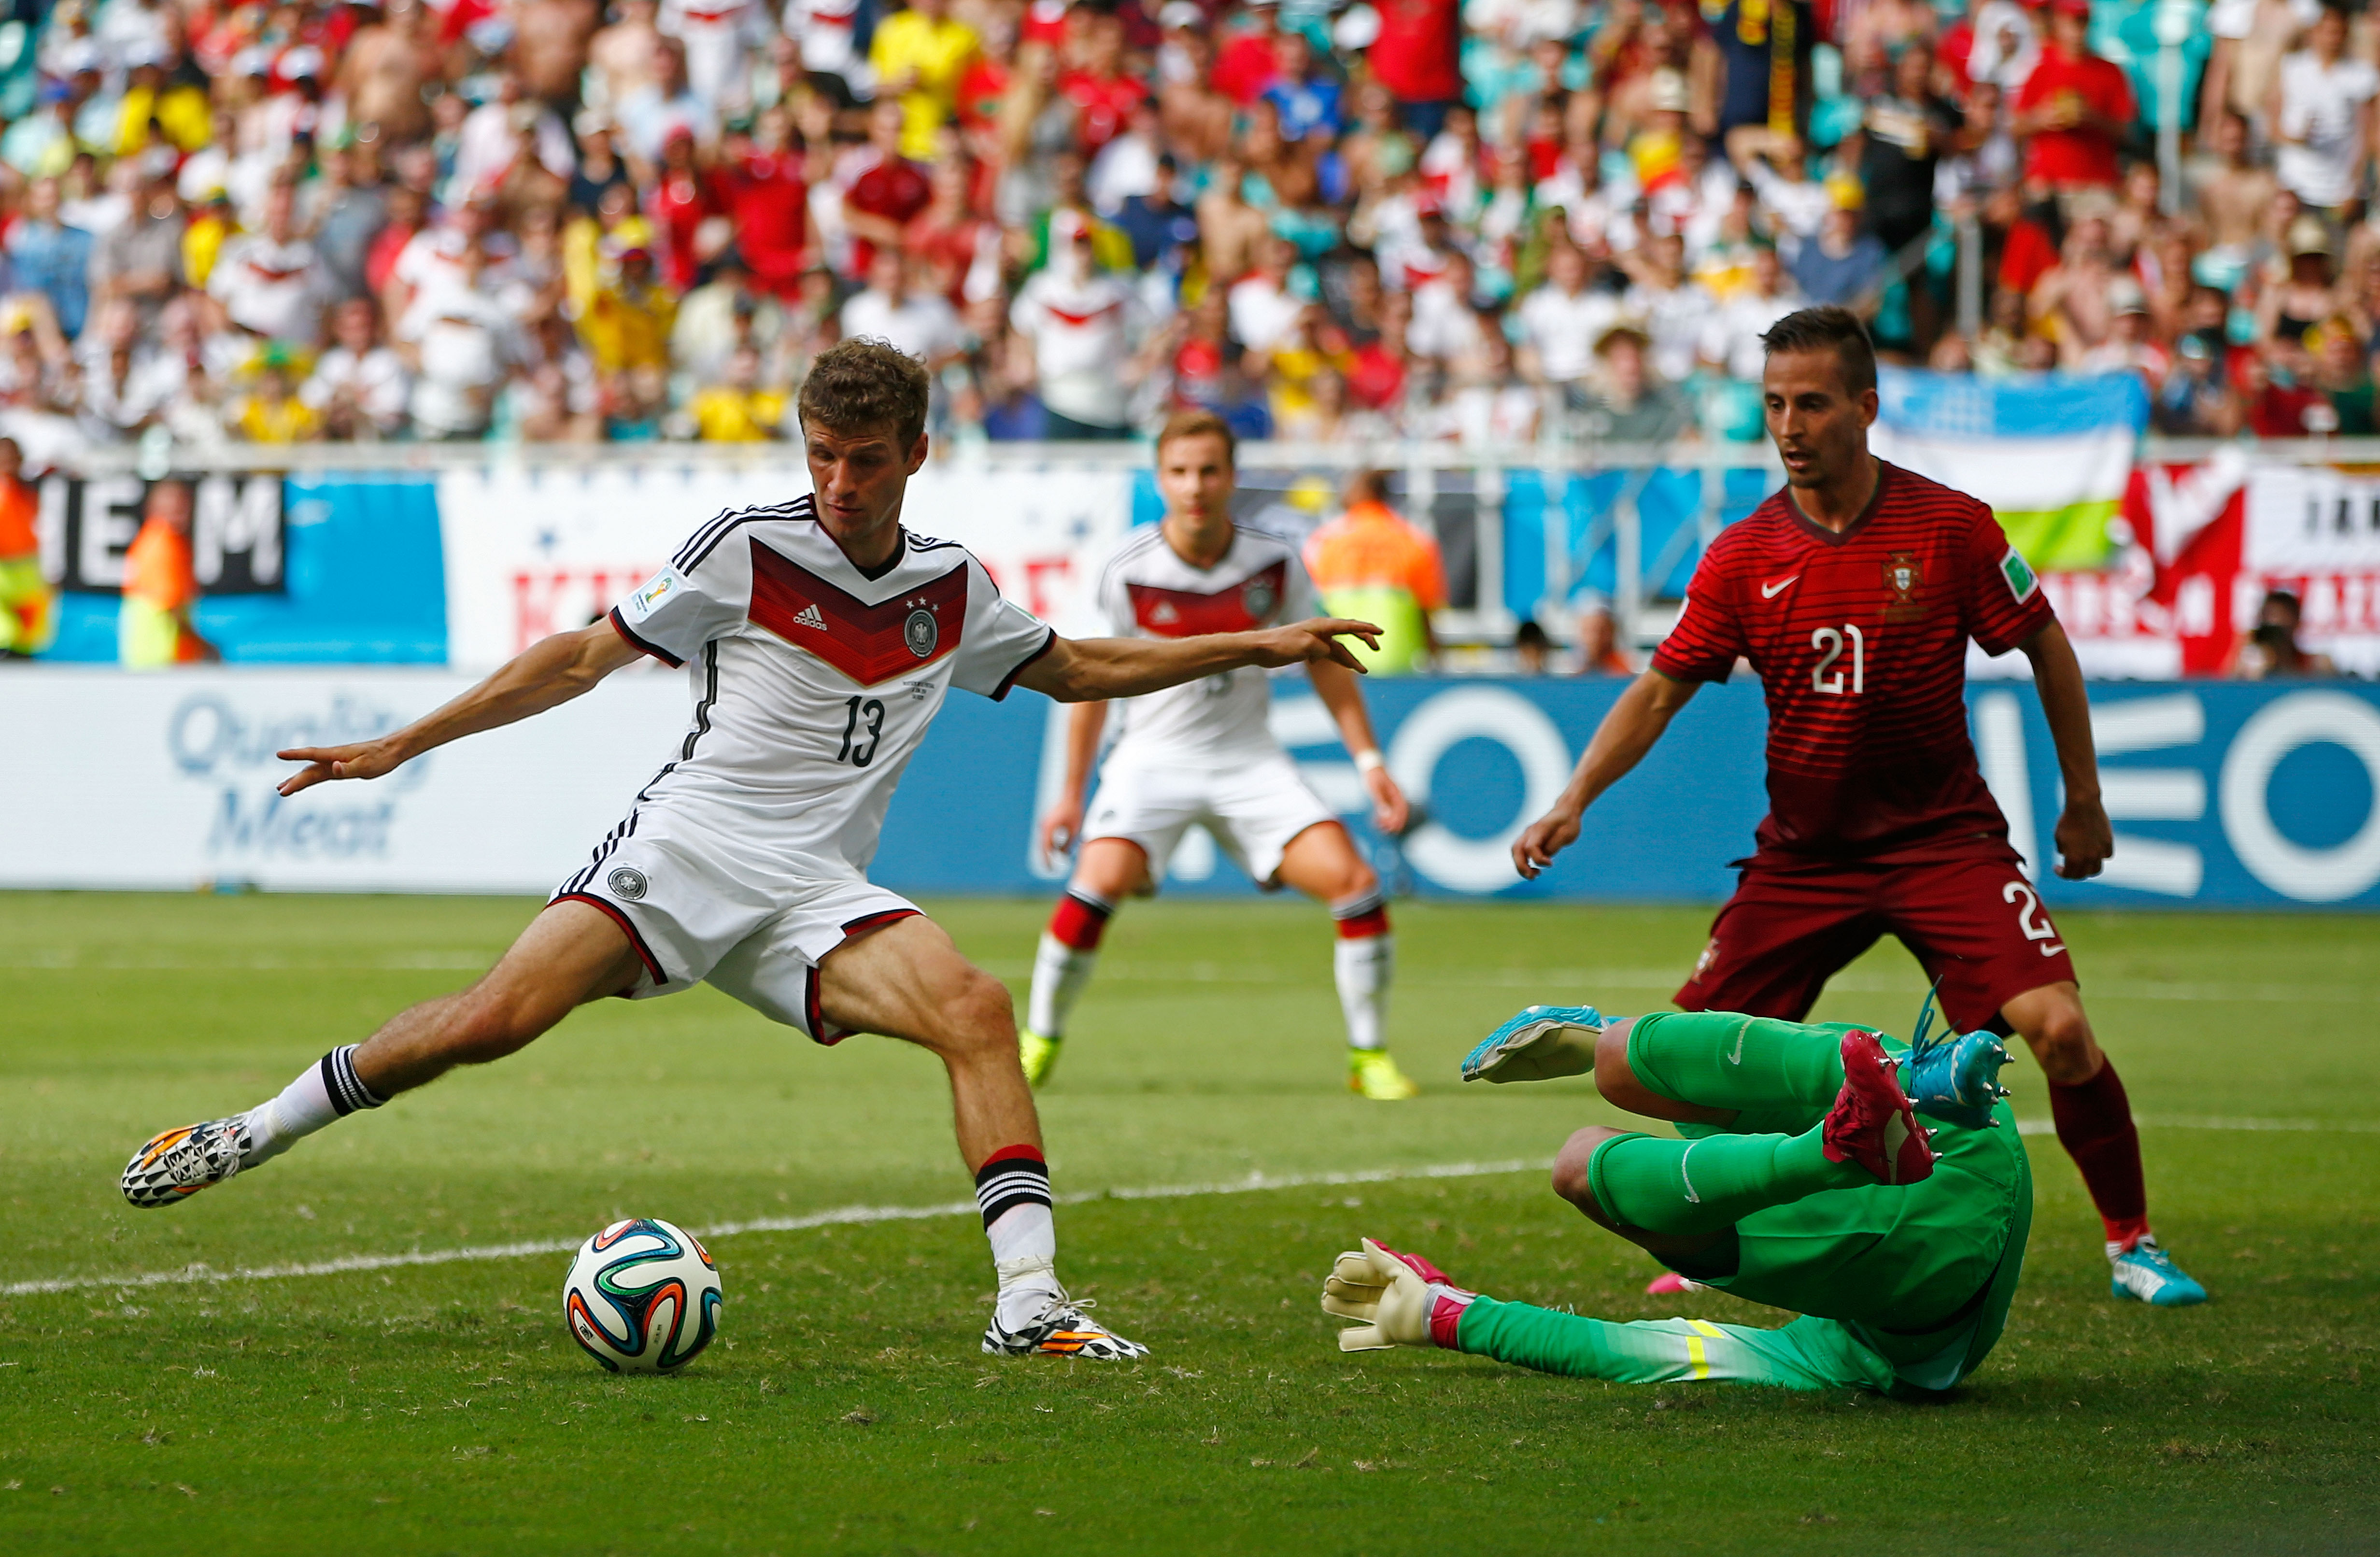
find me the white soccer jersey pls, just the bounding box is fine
[1094,523,1314,762]
[607,495,1055,874]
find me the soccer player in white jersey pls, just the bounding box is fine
[1020,410,1422,1101]
[118,342,1385,1361]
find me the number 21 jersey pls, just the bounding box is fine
[609,495,1056,873]
[1651,461,2056,855]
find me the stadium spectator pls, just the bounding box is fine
[9,179,93,340]
[870,0,978,161]
[1516,242,1622,399]
[1009,211,1148,439]
[842,248,964,369]
[304,297,412,441]
[2011,0,2133,191]
[118,478,214,668]
[1303,469,1447,673]
[1511,617,1551,674]
[2270,1,2374,225]
[687,342,790,439]
[2235,588,2341,677]
[1580,324,1695,443]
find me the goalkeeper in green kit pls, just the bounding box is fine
[1321,1002,2028,1395]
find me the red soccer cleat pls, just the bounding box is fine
[1822,1031,1937,1186]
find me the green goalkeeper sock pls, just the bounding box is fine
[1626,1011,1851,1127]
[1587,1127,1866,1238]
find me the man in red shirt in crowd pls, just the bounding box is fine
[2012,0,2134,189]
[1211,0,1283,105]
[1512,306,2208,1310]
[842,99,933,279]
[1366,0,1463,138]
[1059,7,1141,156]
[721,103,809,296]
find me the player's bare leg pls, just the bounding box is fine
[1020,837,1147,1088]
[820,914,1148,1358]
[1274,821,1415,1100]
[123,901,643,1207]
[2001,979,2204,1305]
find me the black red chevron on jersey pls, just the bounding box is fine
[1652,460,2056,855]
[747,538,969,686]
[1126,559,1289,637]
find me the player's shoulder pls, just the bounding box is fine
[1230,521,1304,563]
[1097,521,1174,580]
[672,492,820,574]
[1878,461,1995,528]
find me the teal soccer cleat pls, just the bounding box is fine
[1902,982,2013,1129]
[1460,1005,1607,1084]
[2110,1237,2209,1307]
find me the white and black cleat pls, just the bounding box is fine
[982,1293,1150,1359]
[120,1116,260,1208]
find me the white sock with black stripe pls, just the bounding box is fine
[248,1045,388,1162]
[977,1146,1063,1327]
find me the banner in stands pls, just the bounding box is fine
[8,669,2377,911]
[434,465,1135,668]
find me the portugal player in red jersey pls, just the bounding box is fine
[1513,306,2205,1307]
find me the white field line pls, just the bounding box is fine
[12,952,2374,1007]
[12,1117,2372,1301]
[0,1158,1543,1299]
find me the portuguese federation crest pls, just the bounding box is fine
[1881,551,1927,622]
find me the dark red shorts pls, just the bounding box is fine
[1674,839,2077,1032]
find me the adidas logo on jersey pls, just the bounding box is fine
[792,603,827,630]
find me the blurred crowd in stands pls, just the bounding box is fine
[0,0,2374,448]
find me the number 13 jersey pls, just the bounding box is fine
[608,495,1056,873]
[1651,462,2056,856]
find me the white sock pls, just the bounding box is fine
[1334,932,1394,1052]
[977,1149,1064,1327]
[250,1045,385,1161]
[1027,932,1100,1038]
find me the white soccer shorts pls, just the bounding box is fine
[550,801,920,1044]
[1081,748,1338,888]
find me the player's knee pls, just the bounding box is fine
[937,968,1017,1056]
[2026,1007,2099,1084]
[1550,1126,1624,1224]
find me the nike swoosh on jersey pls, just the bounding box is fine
[1760,575,1801,598]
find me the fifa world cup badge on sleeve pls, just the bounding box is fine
[624,567,685,624]
[1998,547,2039,605]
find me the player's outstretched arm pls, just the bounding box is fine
[2018,620,2112,880]
[1012,617,1384,703]
[1512,669,1701,879]
[276,622,645,796]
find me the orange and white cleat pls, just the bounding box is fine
[120,1116,261,1208]
[982,1287,1149,1360]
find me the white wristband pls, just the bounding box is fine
[1354,749,1386,774]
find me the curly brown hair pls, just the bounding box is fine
[797,337,932,447]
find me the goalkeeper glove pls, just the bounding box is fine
[1320,1239,1474,1352]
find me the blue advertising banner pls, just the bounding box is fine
[876,677,2380,910]
[46,474,446,664]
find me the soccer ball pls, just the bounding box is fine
[562,1217,723,1373]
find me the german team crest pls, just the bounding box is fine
[1882,551,1927,622]
[1242,575,1277,619]
[904,607,939,658]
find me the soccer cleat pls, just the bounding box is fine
[1904,1029,2015,1130]
[1348,1048,1419,1100]
[1018,1028,1062,1089]
[1822,1031,1936,1186]
[982,1291,1149,1359]
[1644,1272,1704,1296]
[2109,1236,2209,1308]
[1460,1005,1607,1084]
[121,1115,262,1208]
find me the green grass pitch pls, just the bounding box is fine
[2,891,2377,1556]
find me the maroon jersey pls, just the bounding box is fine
[1652,460,2055,855]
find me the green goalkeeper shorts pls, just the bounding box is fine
[1679,1095,2032,1393]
